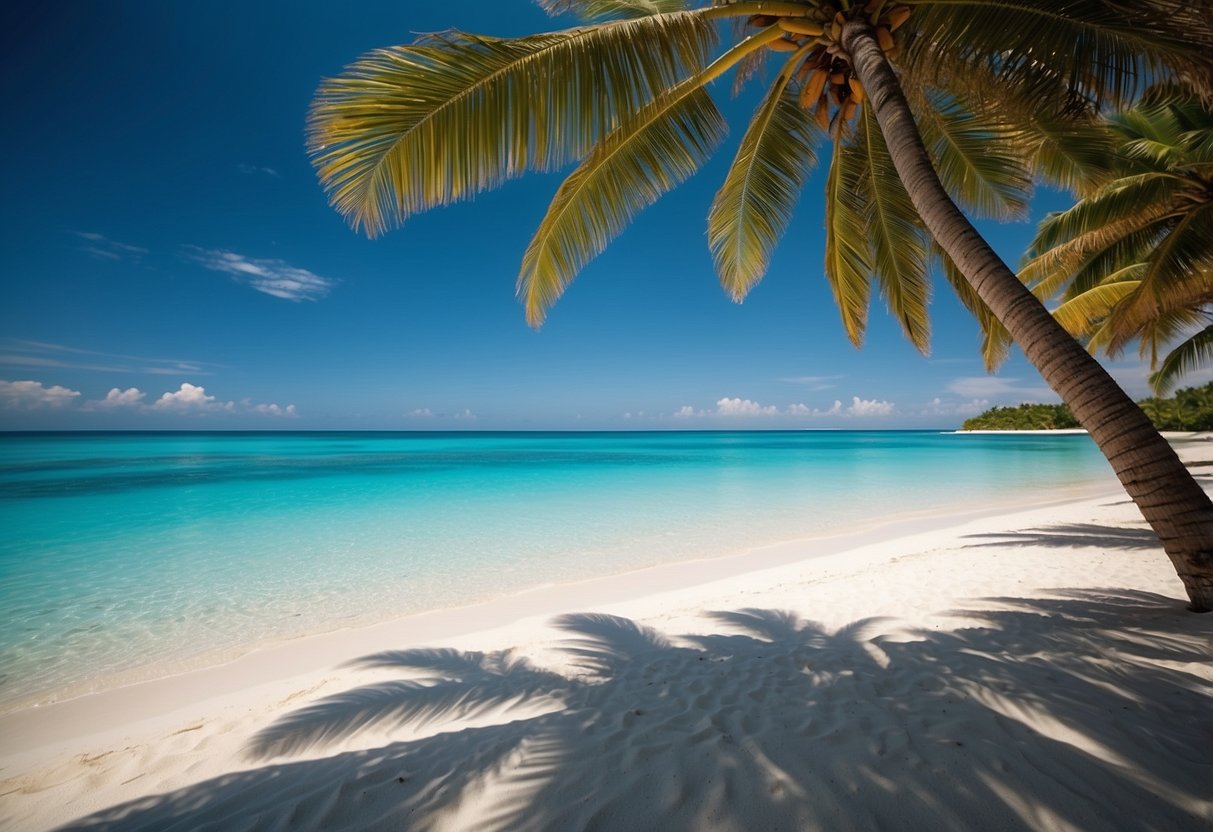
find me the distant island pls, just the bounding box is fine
[962,383,1213,432]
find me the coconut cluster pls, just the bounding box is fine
[749,2,911,135]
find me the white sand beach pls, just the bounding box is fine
[2,439,1211,831]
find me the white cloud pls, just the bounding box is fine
[786,403,812,416]
[454,409,476,421]
[716,397,779,417]
[252,403,298,417]
[186,247,337,301]
[847,396,895,417]
[74,231,148,262]
[673,405,701,419]
[947,376,1053,402]
[408,408,434,418]
[152,383,234,412]
[86,387,146,409]
[0,379,81,409]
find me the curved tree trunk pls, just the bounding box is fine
[842,20,1213,612]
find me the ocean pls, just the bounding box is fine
[0,430,1114,709]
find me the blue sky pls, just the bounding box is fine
[0,1,1180,430]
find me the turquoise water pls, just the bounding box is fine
[0,431,1113,708]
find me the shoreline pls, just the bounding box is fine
[0,474,1121,721]
[0,454,1121,717]
[1,440,1210,829]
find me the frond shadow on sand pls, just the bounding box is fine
[61,589,1212,831]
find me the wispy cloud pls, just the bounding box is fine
[73,231,148,262]
[0,339,214,376]
[237,163,280,177]
[0,379,81,409]
[185,247,337,302]
[920,397,989,417]
[778,374,845,390]
[947,376,1053,402]
[408,408,434,418]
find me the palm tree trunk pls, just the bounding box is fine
[842,20,1213,612]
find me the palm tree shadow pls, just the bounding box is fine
[63,594,1212,831]
[962,522,1160,551]
[246,648,572,759]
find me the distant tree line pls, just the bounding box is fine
[963,383,1213,432]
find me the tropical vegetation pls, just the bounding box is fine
[962,403,1081,432]
[1015,94,1213,396]
[963,383,1213,432]
[307,0,1213,610]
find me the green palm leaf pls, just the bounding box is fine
[1105,203,1213,349]
[1050,278,1141,336]
[1018,204,1172,298]
[856,104,931,353]
[1028,172,1179,255]
[1131,204,1213,308]
[308,14,715,236]
[537,0,688,21]
[518,24,789,326]
[823,137,872,347]
[1053,218,1172,300]
[1151,326,1213,395]
[934,241,1010,369]
[708,56,819,302]
[518,83,726,326]
[1011,100,1115,197]
[911,91,1031,221]
[902,0,1213,108]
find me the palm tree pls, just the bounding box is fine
[1018,94,1213,395]
[307,0,1213,610]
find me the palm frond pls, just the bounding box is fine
[537,0,688,21]
[902,0,1213,110]
[1150,325,1213,395]
[730,49,767,98]
[934,241,1011,369]
[308,13,715,236]
[1027,172,1179,255]
[856,104,931,352]
[1018,206,1171,298]
[1135,207,1213,308]
[1054,218,1174,300]
[1050,279,1140,336]
[911,90,1031,221]
[518,23,793,325]
[1136,305,1210,364]
[823,137,872,347]
[519,84,726,326]
[708,56,819,302]
[1106,203,1213,348]
[1015,102,1117,195]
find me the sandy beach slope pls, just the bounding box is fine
[1,438,1211,830]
